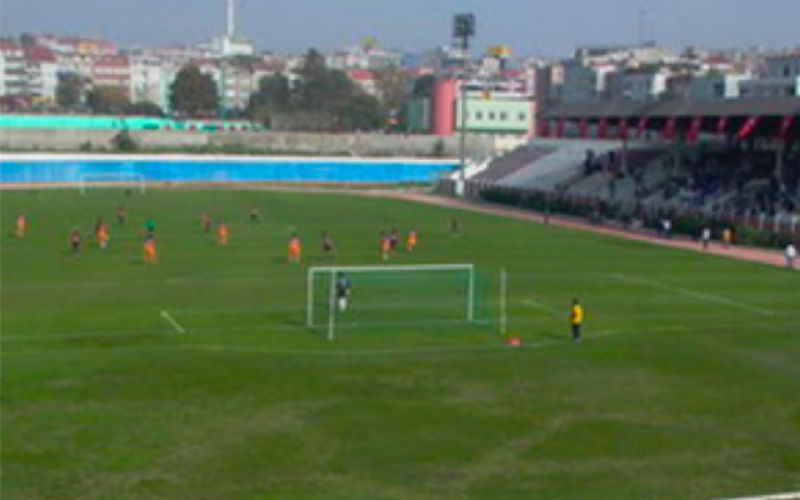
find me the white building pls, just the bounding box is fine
[0,41,27,96]
[561,60,620,102]
[23,46,59,102]
[607,70,670,101]
[326,42,402,70]
[130,55,175,109]
[212,0,255,57]
[740,52,800,98]
[560,44,683,103]
[689,73,751,99]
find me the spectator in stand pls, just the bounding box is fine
[786,243,797,270]
[701,227,711,250]
[661,218,672,239]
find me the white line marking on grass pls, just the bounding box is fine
[159,310,186,334]
[523,299,563,317]
[4,330,632,360]
[717,491,800,500]
[608,273,777,317]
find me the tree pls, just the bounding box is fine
[257,47,388,132]
[169,65,219,118]
[87,85,130,114]
[410,74,436,97]
[247,73,291,125]
[333,93,384,131]
[373,66,410,116]
[124,101,164,117]
[56,72,83,109]
[111,130,138,151]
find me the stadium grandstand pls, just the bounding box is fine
[452,97,800,246]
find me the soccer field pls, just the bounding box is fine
[2,188,799,499]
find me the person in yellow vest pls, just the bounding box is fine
[570,299,584,343]
[722,228,733,249]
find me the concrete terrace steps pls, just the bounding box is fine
[472,146,556,183]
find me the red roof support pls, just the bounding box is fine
[661,117,677,141]
[597,119,607,139]
[737,116,759,141]
[579,119,589,138]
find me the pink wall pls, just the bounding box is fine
[432,79,457,137]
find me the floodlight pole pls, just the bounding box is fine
[454,13,475,197]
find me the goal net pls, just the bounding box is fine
[306,264,497,341]
[78,172,146,195]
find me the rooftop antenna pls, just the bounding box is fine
[638,6,650,44]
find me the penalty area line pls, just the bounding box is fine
[160,310,186,334]
[608,273,777,317]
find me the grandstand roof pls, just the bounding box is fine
[545,97,800,119]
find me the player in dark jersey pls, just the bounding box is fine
[116,206,127,225]
[390,228,400,252]
[450,215,461,235]
[69,229,82,254]
[322,231,335,256]
[336,273,352,312]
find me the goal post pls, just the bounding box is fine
[306,264,484,341]
[78,172,146,195]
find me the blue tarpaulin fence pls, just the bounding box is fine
[0,156,458,185]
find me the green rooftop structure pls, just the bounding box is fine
[0,114,265,132]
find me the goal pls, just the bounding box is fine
[307,264,500,341]
[78,172,146,195]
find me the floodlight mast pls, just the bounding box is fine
[453,13,475,197]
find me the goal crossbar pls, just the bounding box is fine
[78,172,146,195]
[306,264,476,341]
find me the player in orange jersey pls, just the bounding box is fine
[143,236,157,264]
[217,222,230,246]
[202,213,212,233]
[406,229,418,253]
[95,219,110,250]
[380,231,391,261]
[288,233,302,263]
[15,213,26,237]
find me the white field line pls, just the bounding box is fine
[159,310,186,334]
[523,299,563,317]
[716,491,800,500]
[2,329,630,360]
[5,317,800,345]
[608,273,777,317]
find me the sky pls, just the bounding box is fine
[1,0,799,57]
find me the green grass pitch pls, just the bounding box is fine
[2,188,799,499]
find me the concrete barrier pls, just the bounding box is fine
[1,129,495,158]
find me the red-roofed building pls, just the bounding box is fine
[347,68,377,95]
[24,46,59,102]
[91,55,131,95]
[37,35,118,57]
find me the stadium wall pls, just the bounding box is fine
[0,154,458,185]
[0,129,495,158]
